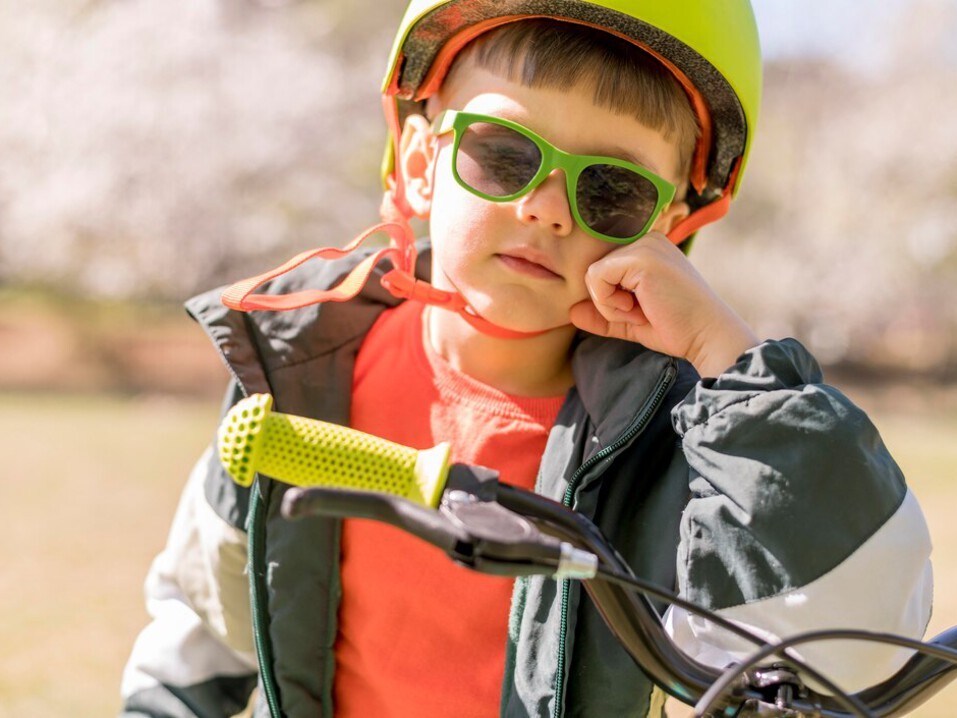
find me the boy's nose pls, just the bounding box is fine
[515,170,574,237]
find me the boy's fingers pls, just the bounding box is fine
[569,300,649,340]
[584,265,637,318]
[600,287,636,313]
[585,256,634,295]
[569,300,610,335]
[585,276,647,326]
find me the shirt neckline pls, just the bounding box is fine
[404,301,567,425]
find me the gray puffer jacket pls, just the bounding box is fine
[120,245,932,718]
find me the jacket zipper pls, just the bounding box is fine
[551,361,677,718]
[249,482,283,717]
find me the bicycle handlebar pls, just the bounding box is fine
[217,392,450,506]
[217,394,957,718]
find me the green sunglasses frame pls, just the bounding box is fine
[431,110,677,244]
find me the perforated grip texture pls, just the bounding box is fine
[217,393,451,508]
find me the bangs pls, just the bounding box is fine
[452,19,700,180]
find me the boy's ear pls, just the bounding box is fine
[658,200,691,235]
[398,114,437,219]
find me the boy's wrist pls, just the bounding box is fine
[687,320,759,379]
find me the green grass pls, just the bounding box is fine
[0,390,954,717]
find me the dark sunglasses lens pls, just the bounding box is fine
[455,122,542,198]
[577,164,659,240]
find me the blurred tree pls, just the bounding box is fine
[0,0,403,296]
[694,0,957,373]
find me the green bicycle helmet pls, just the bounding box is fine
[380,0,762,242]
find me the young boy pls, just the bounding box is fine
[121,2,933,717]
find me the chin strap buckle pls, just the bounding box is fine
[380,269,458,307]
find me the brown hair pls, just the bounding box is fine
[443,19,700,184]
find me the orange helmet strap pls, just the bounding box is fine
[666,158,742,246]
[222,187,546,340]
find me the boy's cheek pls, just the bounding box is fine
[579,234,623,268]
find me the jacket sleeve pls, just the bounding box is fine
[663,338,933,694]
[119,445,258,717]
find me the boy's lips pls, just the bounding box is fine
[496,248,562,279]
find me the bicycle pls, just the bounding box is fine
[217,393,957,717]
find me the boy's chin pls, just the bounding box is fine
[466,302,573,336]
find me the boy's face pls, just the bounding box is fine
[402,62,690,334]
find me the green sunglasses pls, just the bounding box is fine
[431,110,677,244]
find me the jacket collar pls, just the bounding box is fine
[571,335,679,447]
[185,242,429,394]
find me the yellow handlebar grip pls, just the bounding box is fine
[217,393,451,508]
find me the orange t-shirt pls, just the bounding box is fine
[333,300,565,718]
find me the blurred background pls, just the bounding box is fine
[0,0,955,715]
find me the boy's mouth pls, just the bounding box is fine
[496,249,562,280]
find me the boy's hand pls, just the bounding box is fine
[569,232,759,378]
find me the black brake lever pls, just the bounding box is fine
[283,484,469,554]
[281,463,597,580]
[440,488,597,578]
